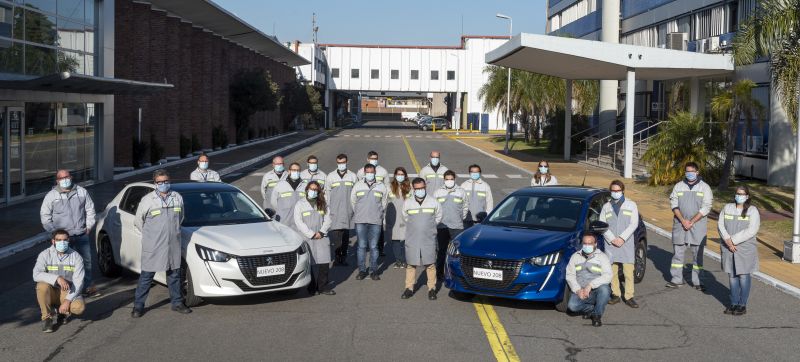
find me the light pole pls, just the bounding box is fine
[787,78,800,262]
[497,13,512,154]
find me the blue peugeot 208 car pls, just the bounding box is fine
[444,186,647,311]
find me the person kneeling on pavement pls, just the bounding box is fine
[566,235,612,327]
[33,229,86,333]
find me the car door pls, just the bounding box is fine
[118,186,153,274]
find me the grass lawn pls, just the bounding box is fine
[489,137,558,159]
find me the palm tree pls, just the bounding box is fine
[710,79,765,189]
[733,0,800,130]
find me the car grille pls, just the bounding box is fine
[459,255,523,290]
[457,277,526,296]
[225,273,301,292]
[236,251,298,286]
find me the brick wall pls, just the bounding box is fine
[114,0,296,167]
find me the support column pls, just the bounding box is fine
[564,79,573,161]
[689,77,700,114]
[600,0,621,136]
[624,68,636,179]
[785,78,800,262]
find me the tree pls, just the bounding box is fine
[733,0,800,130]
[230,69,280,143]
[710,79,765,189]
[642,112,725,186]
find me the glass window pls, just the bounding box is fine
[410,69,418,80]
[25,44,56,75]
[58,0,84,23]
[58,50,82,73]
[391,69,398,79]
[430,70,439,80]
[370,69,378,79]
[331,68,339,78]
[486,195,583,231]
[58,103,93,182]
[25,9,58,46]
[120,186,152,214]
[351,68,359,78]
[21,0,57,15]
[181,190,266,227]
[586,193,608,226]
[0,3,12,38]
[83,24,93,54]
[57,19,84,52]
[84,0,94,25]
[12,6,23,40]
[447,70,455,80]
[0,39,23,74]
[24,102,58,196]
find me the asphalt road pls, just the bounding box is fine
[1,118,798,361]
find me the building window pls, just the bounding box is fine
[331,68,339,78]
[410,70,418,80]
[430,70,439,80]
[371,69,379,79]
[391,69,399,79]
[351,69,359,78]
[447,70,455,80]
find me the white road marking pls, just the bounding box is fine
[409,174,419,177]
[364,135,372,138]
[250,172,266,177]
[456,174,470,178]
[395,135,402,138]
[507,174,523,179]
[483,174,498,179]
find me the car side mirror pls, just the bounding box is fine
[264,208,277,220]
[588,221,609,234]
[475,212,488,223]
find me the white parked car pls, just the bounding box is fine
[94,181,311,306]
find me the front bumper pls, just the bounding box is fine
[444,255,564,302]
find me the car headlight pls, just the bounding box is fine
[447,242,460,257]
[530,251,561,266]
[297,242,309,255]
[196,244,231,262]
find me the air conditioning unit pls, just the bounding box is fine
[709,36,720,52]
[666,32,688,50]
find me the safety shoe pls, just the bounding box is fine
[591,315,603,327]
[608,295,621,305]
[694,285,706,292]
[319,289,336,296]
[665,282,683,288]
[131,308,143,318]
[401,289,414,299]
[57,313,70,325]
[623,298,639,308]
[733,305,747,316]
[581,313,592,320]
[428,290,438,300]
[42,317,54,333]
[171,304,192,314]
[724,305,737,315]
[355,271,368,280]
[370,272,381,281]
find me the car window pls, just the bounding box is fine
[120,186,153,215]
[586,193,608,226]
[486,195,583,231]
[182,190,266,227]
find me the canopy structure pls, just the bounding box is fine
[0,73,173,95]
[486,33,735,178]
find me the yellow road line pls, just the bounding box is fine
[400,138,519,362]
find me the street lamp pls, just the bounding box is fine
[497,13,512,154]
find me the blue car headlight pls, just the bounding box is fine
[447,242,460,257]
[530,251,561,266]
[196,244,232,262]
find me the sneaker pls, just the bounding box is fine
[370,272,381,281]
[428,290,438,300]
[42,317,54,333]
[131,308,143,318]
[401,289,414,299]
[393,262,402,269]
[733,305,747,316]
[694,285,706,292]
[57,313,70,325]
[608,295,621,305]
[355,271,368,280]
[665,282,683,288]
[171,304,192,314]
[591,315,603,327]
[319,289,336,296]
[724,305,737,315]
[623,298,639,308]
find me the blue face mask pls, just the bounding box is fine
[290,171,300,180]
[470,172,481,180]
[369,159,378,166]
[735,194,748,204]
[157,182,170,193]
[365,173,375,182]
[611,191,623,200]
[59,178,72,189]
[308,163,318,172]
[337,163,347,171]
[274,164,285,173]
[395,175,406,183]
[307,190,318,200]
[198,162,209,170]
[414,189,426,199]
[582,244,595,254]
[55,240,69,253]
[685,171,698,181]
[539,166,549,174]
[430,157,440,166]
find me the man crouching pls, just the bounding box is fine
[33,229,86,332]
[566,234,612,327]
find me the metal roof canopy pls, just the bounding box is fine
[147,0,309,66]
[486,33,734,80]
[0,73,173,95]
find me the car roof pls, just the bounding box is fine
[511,185,607,199]
[125,181,241,193]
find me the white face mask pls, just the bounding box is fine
[365,173,375,182]
[611,191,623,200]
[368,159,379,166]
[198,162,209,170]
[538,166,549,174]
[444,180,455,188]
[289,171,300,180]
[430,157,440,166]
[58,178,72,189]
[308,163,318,172]
[337,163,347,171]
[414,189,426,199]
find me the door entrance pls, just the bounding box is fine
[2,107,25,203]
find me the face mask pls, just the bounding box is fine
[274,164,285,173]
[414,189,426,199]
[59,178,72,189]
[685,172,697,181]
[444,180,455,188]
[611,191,623,200]
[198,162,209,170]
[365,173,375,182]
[735,195,748,204]
[395,175,406,183]
[290,171,300,180]
[369,159,378,166]
[307,190,318,200]
[539,166,549,174]
[470,172,481,180]
[157,182,171,193]
[337,163,347,171]
[55,240,69,253]
[430,157,440,166]
[308,163,318,172]
[582,245,595,254]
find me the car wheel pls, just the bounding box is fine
[554,285,571,313]
[97,234,121,277]
[181,264,203,307]
[634,238,647,284]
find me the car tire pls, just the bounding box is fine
[182,264,203,307]
[554,285,571,313]
[634,238,647,284]
[448,290,474,301]
[97,234,121,277]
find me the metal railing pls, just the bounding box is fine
[581,119,663,172]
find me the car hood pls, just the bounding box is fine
[183,221,303,254]
[455,224,579,260]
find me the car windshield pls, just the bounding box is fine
[485,195,583,231]
[181,190,266,227]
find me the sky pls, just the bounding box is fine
[215,0,548,46]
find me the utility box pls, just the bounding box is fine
[480,113,489,134]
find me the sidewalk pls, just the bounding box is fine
[0,130,327,251]
[457,137,800,290]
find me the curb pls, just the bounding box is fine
[456,138,800,300]
[0,131,329,261]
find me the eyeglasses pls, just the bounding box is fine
[54,238,69,242]
[155,181,170,185]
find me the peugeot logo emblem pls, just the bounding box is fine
[485,260,493,268]
[265,257,274,265]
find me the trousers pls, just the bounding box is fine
[670,243,704,285]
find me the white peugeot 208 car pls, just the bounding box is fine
[94,181,311,306]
